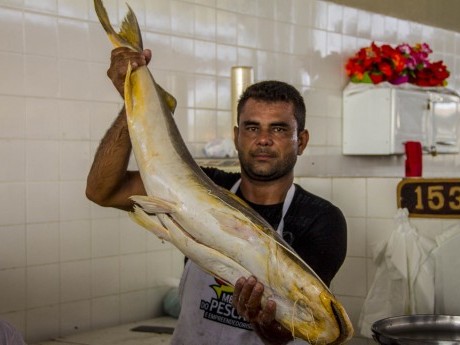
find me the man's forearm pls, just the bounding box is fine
[86,107,135,209]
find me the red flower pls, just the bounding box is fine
[345,42,449,86]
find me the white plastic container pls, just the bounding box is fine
[342,83,460,155]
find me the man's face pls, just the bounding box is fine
[234,98,308,182]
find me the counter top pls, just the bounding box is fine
[32,317,177,345]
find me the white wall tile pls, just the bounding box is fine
[119,217,148,254]
[120,290,149,323]
[0,224,26,269]
[89,102,119,141]
[26,222,59,266]
[0,140,25,182]
[58,18,89,60]
[59,59,90,100]
[60,220,91,261]
[195,5,216,41]
[24,12,58,57]
[366,178,399,218]
[60,181,90,221]
[171,1,195,36]
[366,218,394,259]
[60,141,91,180]
[59,100,90,140]
[0,96,25,139]
[60,260,91,302]
[24,0,57,13]
[91,295,120,329]
[296,177,332,201]
[60,300,91,335]
[145,0,171,34]
[346,217,366,257]
[216,10,237,45]
[0,268,26,313]
[120,253,147,293]
[237,14,258,48]
[332,256,367,297]
[194,40,216,75]
[332,178,366,218]
[26,140,59,181]
[147,250,172,287]
[0,52,24,95]
[0,183,26,225]
[58,0,90,19]
[0,8,23,53]
[26,98,60,140]
[26,182,59,223]
[91,218,120,258]
[24,55,59,97]
[25,305,59,344]
[195,77,217,109]
[91,257,120,298]
[26,264,59,309]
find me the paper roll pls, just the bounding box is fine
[231,66,254,127]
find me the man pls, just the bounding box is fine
[86,47,347,345]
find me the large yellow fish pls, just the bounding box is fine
[93,0,353,343]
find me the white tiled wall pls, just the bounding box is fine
[1,0,460,344]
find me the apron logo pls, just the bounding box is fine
[199,278,252,330]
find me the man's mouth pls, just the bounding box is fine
[251,150,275,159]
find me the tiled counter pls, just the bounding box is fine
[32,317,177,345]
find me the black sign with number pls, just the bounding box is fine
[397,178,460,218]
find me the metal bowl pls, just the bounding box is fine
[372,315,460,345]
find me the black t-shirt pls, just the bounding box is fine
[201,167,347,287]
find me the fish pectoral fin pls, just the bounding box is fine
[130,195,177,214]
[157,84,177,114]
[129,205,171,241]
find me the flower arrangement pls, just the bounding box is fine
[345,42,450,87]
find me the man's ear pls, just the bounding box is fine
[297,129,309,155]
[233,126,239,151]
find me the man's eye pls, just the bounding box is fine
[273,127,286,132]
[246,127,258,132]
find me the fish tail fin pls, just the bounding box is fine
[94,0,143,51]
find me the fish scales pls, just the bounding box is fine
[93,0,354,343]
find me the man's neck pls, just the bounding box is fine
[239,174,294,205]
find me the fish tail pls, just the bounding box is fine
[94,0,143,52]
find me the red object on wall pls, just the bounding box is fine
[405,141,423,177]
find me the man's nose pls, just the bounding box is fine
[256,130,273,145]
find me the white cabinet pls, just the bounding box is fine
[342,84,460,155]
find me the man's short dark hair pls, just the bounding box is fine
[236,80,306,132]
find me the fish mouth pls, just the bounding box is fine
[329,300,353,344]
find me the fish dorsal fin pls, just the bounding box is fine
[157,84,177,114]
[119,4,143,52]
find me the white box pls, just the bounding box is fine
[342,85,460,155]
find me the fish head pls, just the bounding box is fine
[277,282,353,344]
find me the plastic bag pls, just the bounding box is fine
[358,208,436,338]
